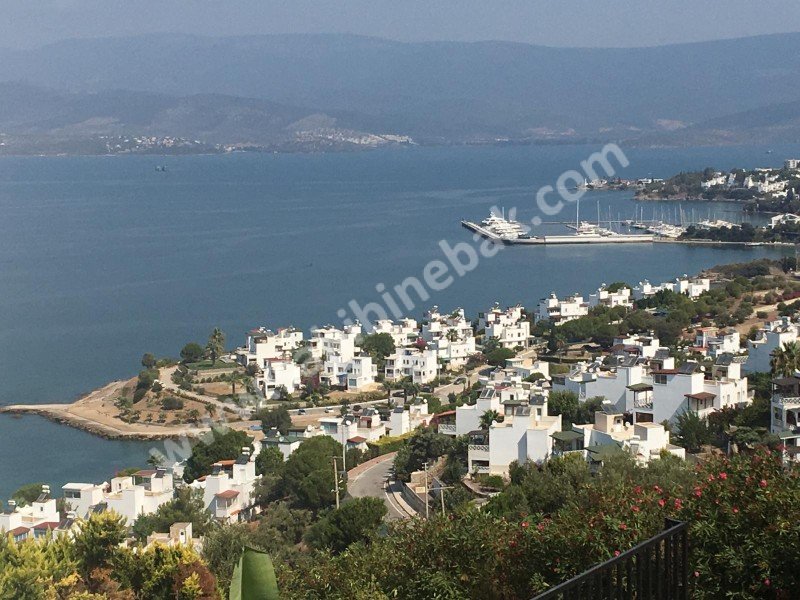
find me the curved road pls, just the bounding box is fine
[347,455,414,520]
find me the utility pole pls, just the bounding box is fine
[423,461,429,519]
[332,456,340,509]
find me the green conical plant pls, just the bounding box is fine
[229,546,279,600]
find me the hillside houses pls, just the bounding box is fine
[235,327,303,366]
[536,292,589,323]
[745,317,799,373]
[421,307,476,369]
[479,304,532,349]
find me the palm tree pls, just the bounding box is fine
[446,328,459,343]
[206,327,225,365]
[771,341,800,376]
[479,409,501,430]
[230,370,247,396]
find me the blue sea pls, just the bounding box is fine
[0,143,796,501]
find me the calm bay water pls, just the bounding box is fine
[0,143,797,500]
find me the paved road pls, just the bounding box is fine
[347,455,412,520]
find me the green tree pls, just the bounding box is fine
[255,446,285,477]
[183,428,254,483]
[673,410,712,453]
[206,327,225,365]
[256,405,292,435]
[72,511,128,577]
[770,340,800,376]
[201,522,253,593]
[282,436,344,510]
[141,352,157,369]
[131,488,212,541]
[393,427,454,482]
[360,333,396,361]
[479,409,500,430]
[10,483,45,506]
[304,497,387,553]
[180,342,205,364]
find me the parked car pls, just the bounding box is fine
[298,408,307,415]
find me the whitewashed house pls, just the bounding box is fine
[373,318,419,349]
[692,327,741,359]
[0,486,61,542]
[421,307,476,368]
[551,355,647,413]
[467,404,561,476]
[385,347,439,384]
[257,358,302,399]
[589,285,633,310]
[321,354,377,390]
[633,277,710,300]
[769,375,800,462]
[536,293,589,324]
[745,317,799,373]
[388,398,432,436]
[632,355,750,426]
[203,449,259,523]
[236,327,304,366]
[105,468,175,525]
[480,304,532,349]
[557,411,684,464]
[310,323,361,362]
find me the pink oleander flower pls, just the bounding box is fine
[718,472,727,480]
[658,498,666,507]
[759,479,768,488]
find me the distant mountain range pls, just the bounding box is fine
[1,33,800,153]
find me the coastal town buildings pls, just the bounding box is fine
[421,307,476,369]
[202,448,259,523]
[384,347,439,384]
[769,375,800,463]
[388,398,432,435]
[479,304,532,349]
[256,358,302,399]
[692,327,741,359]
[535,292,589,324]
[745,317,799,373]
[768,213,800,229]
[0,486,62,542]
[321,354,378,390]
[310,323,361,362]
[105,468,175,525]
[373,318,419,349]
[554,410,685,465]
[318,408,387,448]
[632,277,710,300]
[588,285,634,310]
[235,327,304,366]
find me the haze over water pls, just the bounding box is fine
[0,143,796,500]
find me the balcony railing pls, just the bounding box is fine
[468,444,490,453]
[532,519,689,600]
[438,423,457,434]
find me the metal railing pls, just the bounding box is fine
[438,423,457,434]
[468,444,490,453]
[532,519,689,600]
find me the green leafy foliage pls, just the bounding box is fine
[183,428,254,483]
[282,436,345,510]
[131,488,212,541]
[393,427,454,482]
[304,497,387,553]
[255,406,292,435]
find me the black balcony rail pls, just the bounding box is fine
[532,518,689,600]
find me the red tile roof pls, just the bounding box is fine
[348,436,367,444]
[685,392,716,401]
[215,490,240,499]
[33,521,60,531]
[10,527,29,537]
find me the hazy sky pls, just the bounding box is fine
[3,0,800,49]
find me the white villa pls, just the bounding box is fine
[589,285,633,310]
[745,317,799,373]
[105,468,176,525]
[385,347,439,384]
[536,292,590,324]
[480,304,532,349]
[768,213,800,229]
[421,307,476,368]
[554,411,685,465]
[311,323,361,362]
[318,408,387,448]
[203,448,259,523]
[633,277,710,300]
[692,327,741,359]
[257,358,302,399]
[388,398,433,436]
[467,401,561,476]
[236,327,304,366]
[770,375,800,463]
[373,318,419,349]
[0,486,62,542]
[321,354,378,391]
